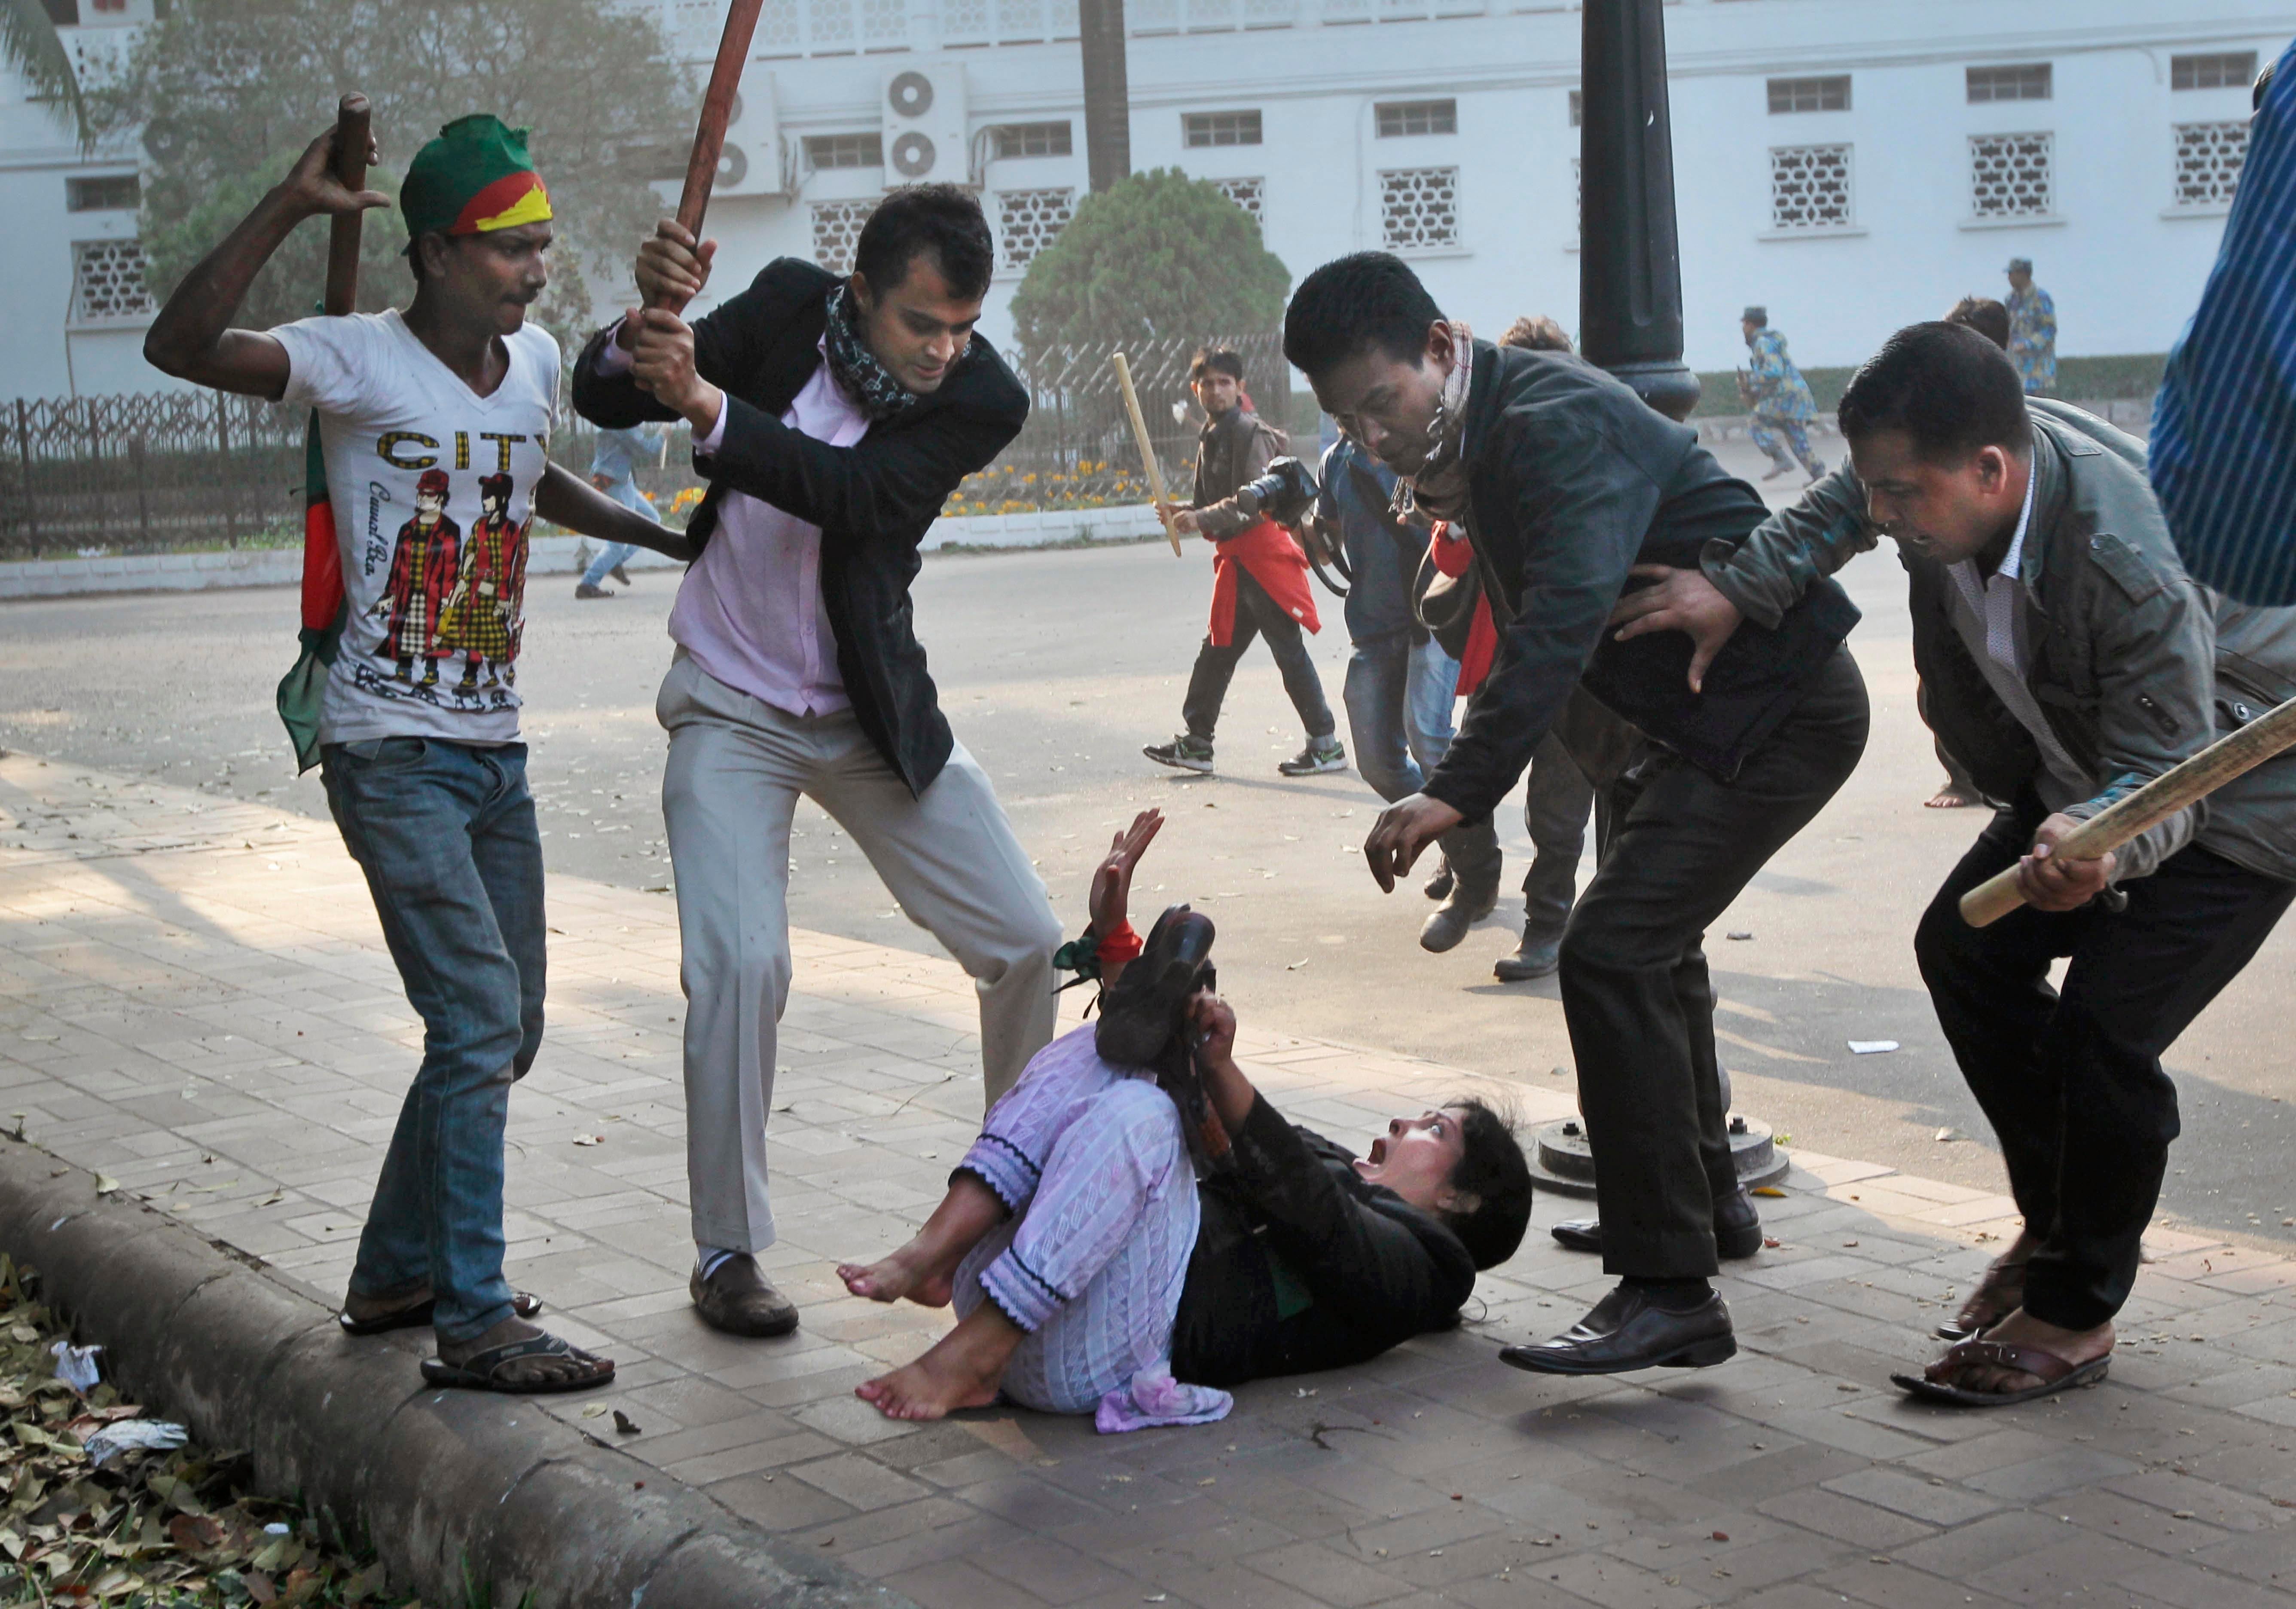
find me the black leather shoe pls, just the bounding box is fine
[1550,1187,1765,1260]
[691,1254,800,1338]
[1499,1284,1736,1374]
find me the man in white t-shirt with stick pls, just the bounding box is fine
[146,114,679,1394]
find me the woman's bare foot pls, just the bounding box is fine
[856,1306,1024,1421]
[1926,1306,2113,1396]
[1925,788,1975,809]
[839,1175,1006,1308]
[838,1242,956,1308]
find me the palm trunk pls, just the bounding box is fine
[1078,0,1130,194]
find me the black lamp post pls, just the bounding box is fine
[1530,1,1792,1199]
[1078,0,1132,194]
[1578,0,1700,421]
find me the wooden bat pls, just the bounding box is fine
[324,93,370,317]
[1960,692,2296,927]
[1111,351,1183,557]
[653,0,767,315]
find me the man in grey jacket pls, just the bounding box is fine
[1612,322,2296,1404]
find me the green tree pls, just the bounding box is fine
[4,0,89,147]
[101,0,689,347]
[1009,168,1288,365]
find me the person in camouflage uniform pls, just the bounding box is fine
[1738,306,1825,483]
[2005,258,2057,395]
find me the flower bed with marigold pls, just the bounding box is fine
[939,461,1152,518]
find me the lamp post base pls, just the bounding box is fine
[1606,360,1703,423]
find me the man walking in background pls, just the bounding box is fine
[2005,258,2057,396]
[1739,306,1825,484]
[575,422,664,598]
[573,184,1063,1342]
[1144,347,1346,779]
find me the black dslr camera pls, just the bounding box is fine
[1096,905,1232,1170]
[1231,456,1319,528]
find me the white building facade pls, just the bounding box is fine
[2,0,2289,398]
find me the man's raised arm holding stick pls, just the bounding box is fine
[569,187,1064,1343]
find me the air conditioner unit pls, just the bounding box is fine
[881,61,969,188]
[715,76,790,199]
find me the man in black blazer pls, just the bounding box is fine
[1286,253,1871,1376]
[572,185,1063,1340]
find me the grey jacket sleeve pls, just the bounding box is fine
[1698,459,1879,629]
[1198,425,1279,540]
[2062,549,2216,884]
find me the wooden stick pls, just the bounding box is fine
[654,0,766,314]
[1960,692,2296,927]
[1111,351,1182,557]
[323,94,370,318]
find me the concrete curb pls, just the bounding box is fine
[0,1135,915,1609]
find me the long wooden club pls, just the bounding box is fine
[323,93,370,317]
[1111,351,1183,557]
[1960,693,2296,927]
[652,0,767,315]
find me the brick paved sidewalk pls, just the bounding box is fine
[3,750,2294,1609]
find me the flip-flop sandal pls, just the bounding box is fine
[1934,1259,2027,1341]
[419,1331,614,1394]
[340,1289,543,1337]
[1891,1338,2109,1407]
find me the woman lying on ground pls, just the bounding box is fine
[837,809,1534,1423]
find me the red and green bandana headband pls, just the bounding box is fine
[401,114,553,242]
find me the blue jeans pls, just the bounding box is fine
[1343,633,1503,893]
[321,737,545,1343]
[1342,633,1458,802]
[581,477,659,586]
[581,541,642,587]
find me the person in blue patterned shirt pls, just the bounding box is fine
[2151,46,2296,606]
[2004,259,2056,395]
[1737,306,1825,483]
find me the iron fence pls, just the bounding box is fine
[0,332,1292,559]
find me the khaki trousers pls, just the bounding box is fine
[657,654,1063,1253]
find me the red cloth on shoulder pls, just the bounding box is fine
[1209,518,1321,645]
[1428,520,1498,695]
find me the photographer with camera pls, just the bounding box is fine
[837,808,1533,1424]
[1144,347,1348,778]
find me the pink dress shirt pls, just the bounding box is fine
[600,335,870,718]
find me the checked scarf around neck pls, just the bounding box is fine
[1389,321,1476,527]
[823,282,948,422]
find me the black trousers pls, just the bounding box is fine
[1915,798,2293,1330]
[1560,648,1870,1278]
[1181,568,1335,742]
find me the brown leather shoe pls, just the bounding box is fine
[690,1254,800,1338]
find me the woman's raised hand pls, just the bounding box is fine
[1087,808,1165,936]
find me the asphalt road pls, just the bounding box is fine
[6,441,2291,1247]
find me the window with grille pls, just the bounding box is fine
[1966,64,2051,103]
[1768,144,1853,231]
[2174,122,2248,209]
[998,188,1075,271]
[1568,89,1581,127]
[1182,110,1261,147]
[66,174,139,212]
[810,200,873,274]
[1380,167,1459,251]
[1767,75,1850,114]
[70,239,153,323]
[859,0,907,45]
[989,121,1073,159]
[1969,132,2053,217]
[804,132,883,169]
[1212,176,1264,229]
[1376,99,1457,138]
[2172,52,2258,92]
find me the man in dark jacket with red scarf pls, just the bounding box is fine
[1287,252,1870,1376]
[1144,347,1347,778]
